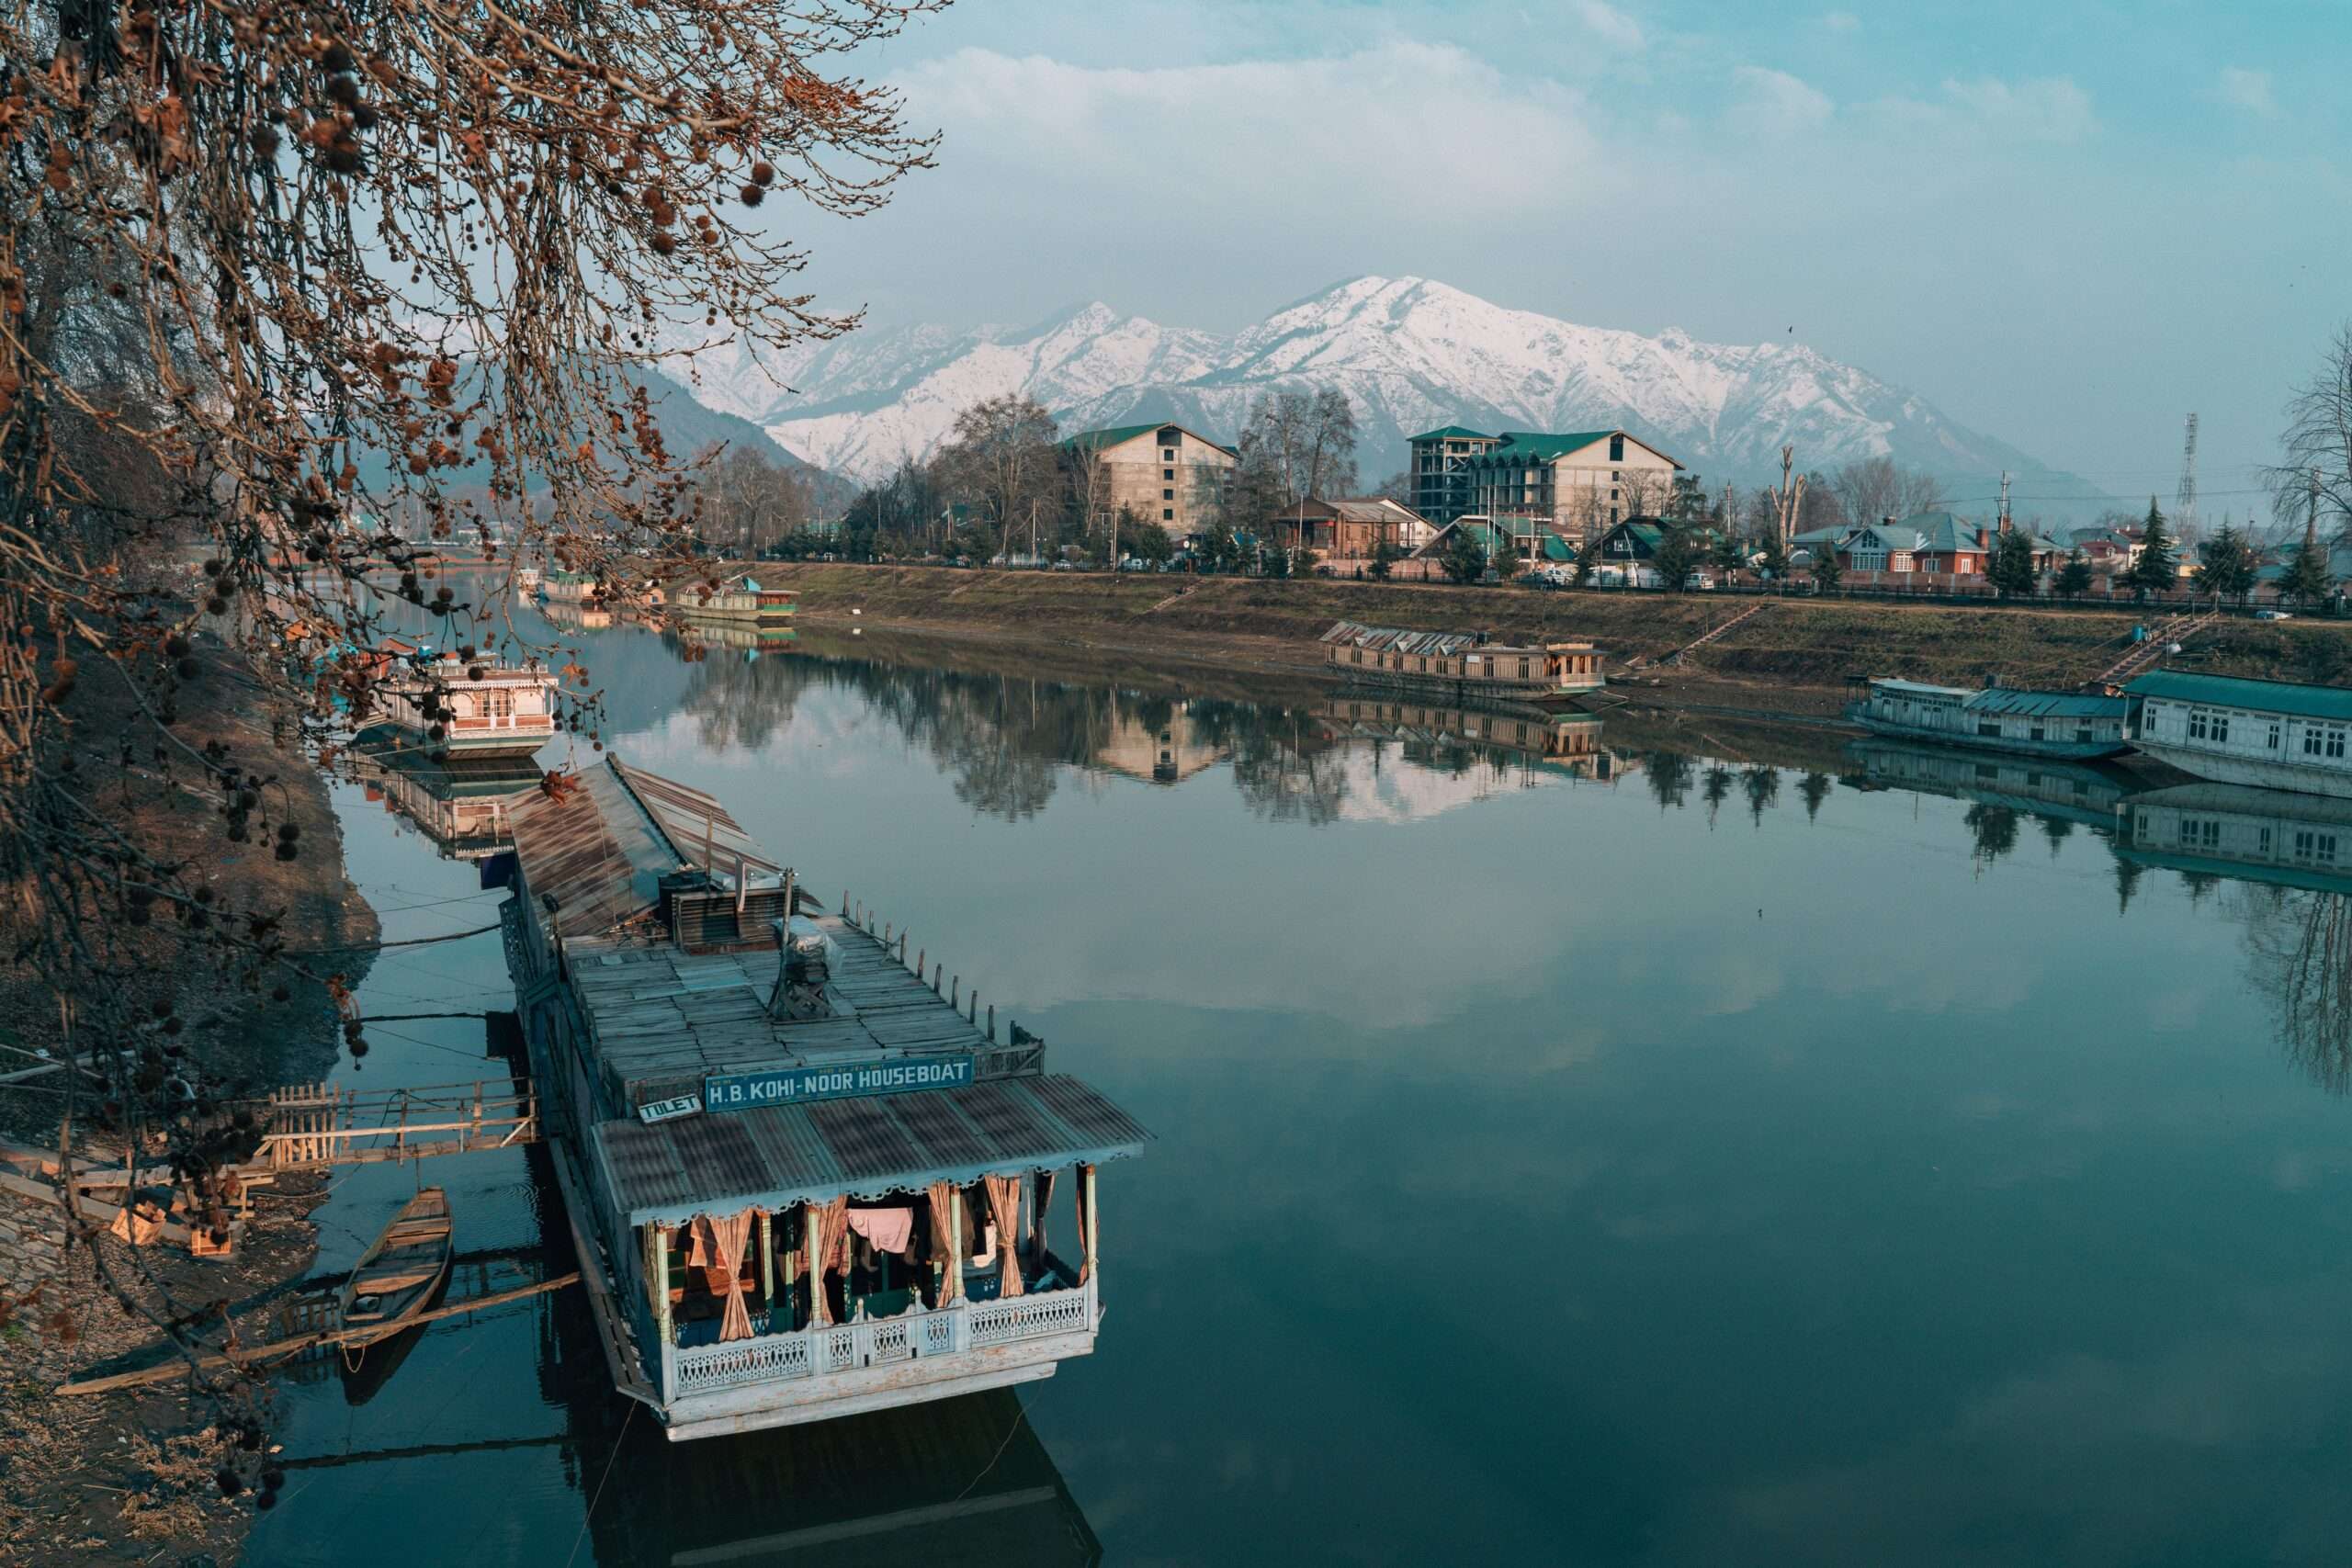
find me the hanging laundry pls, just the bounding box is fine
[846,1206,915,1256]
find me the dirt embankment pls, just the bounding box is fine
[0,644,375,1565]
[755,562,2352,716]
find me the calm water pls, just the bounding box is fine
[241,612,2352,1568]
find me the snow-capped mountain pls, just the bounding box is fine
[677,277,2108,510]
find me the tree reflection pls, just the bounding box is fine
[1644,750,1694,812]
[1742,765,1779,826]
[2235,885,2352,1093]
[1797,771,1832,821]
[1963,803,2018,864]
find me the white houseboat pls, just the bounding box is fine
[498,758,1148,1441]
[2123,671,2352,799]
[668,573,797,635]
[1846,678,2129,760]
[1320,620,1606,707]
[356,638,558,759]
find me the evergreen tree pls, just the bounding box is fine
[2192,522,2257,604]
[1810,545,1844,591]
[1709,529,1747,582]
[1441,525,1489,585]
[2126,496,2179,600]
[1755,528,1790,582]
[1572,547,1595,587]
[2054,547,2094,599]
[1652,525,1704,591]
[1494,536,1524,581]
[1987,527,2040,596]
[2284,528,2335,606]
[1368,537,1399,581]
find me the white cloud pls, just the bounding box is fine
[891,44,1599,212]
[1820,10,1860,31]
[1575,0,1645,51]
[1730,65,1834,136]
[2213,65,2278,118]
[1865,75,2095,143]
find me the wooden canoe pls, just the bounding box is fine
[337,1187,452,1346]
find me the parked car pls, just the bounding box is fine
[1685,571,1716,591]
[2255,608,2293,620]
[1050,561,1073,571]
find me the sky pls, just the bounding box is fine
[771,1,2350,516]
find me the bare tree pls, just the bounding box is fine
[933,395,1061,538]
[2267,322,2352,544]
[1830,457,1942,526]
[694,443,813,557]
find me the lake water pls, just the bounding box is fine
[242,612,2352,1567]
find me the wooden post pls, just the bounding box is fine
[899,931,908,963]
[987,1003,994,1040]
[951,976,959,1009]
[1082,1164,1099,1280]
[759,1210,774,1317]
[914,946,924,977]
[804,1201,824,1331]
[653,1224,673,1346]
[946,1188,964,1304]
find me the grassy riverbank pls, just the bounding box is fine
[756,563,2352,711]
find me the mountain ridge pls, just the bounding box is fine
[669,276,2114,516]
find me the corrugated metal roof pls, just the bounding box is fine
[612,760,780,881]
[1869,678,1974,699]
[592,1072,1151,1226]
[2126,671,2352,722]
[506,762,683,937]
[1970,688,2127,718]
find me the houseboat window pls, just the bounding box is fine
[2332,728,2349,760]
[2177,818,2220,850]
[2295,830,2339,865]
[2075,728,2095,745]
[1977,722,2001,738]
[2211,714,2229,743]
[2030,726,2046,743]
[2268,721,2283,749]
[2258,828,2274,855]
[2188,710,2210,740]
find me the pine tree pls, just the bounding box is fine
[2055,547,2094,599]
[2192,522,2256,604]
[1494,536,1524,581]
[1988,528,2040,596]
[1709,529,1747,581]
[2127,496,2179,600]
[2284,528,2335,606]
[1652,526,1703,591]
[1441,525,1488,585]
[1811,545,1844,591]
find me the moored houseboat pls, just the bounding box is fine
[355,638,558,759]
[1845,678,2128,759]
[668,573,797,633]
[1320,620,1606,707]
[2123,671,2352,799]
[498,757,1149,1441]
[1847,737,2132,829]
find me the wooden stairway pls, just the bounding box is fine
[1628,600,1770,671]
[2090,610,2219,686]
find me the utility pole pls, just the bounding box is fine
[1998,470,2012,533]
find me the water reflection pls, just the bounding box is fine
[345,748,542,863]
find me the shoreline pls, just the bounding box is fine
[0,644,378,1565]
[750,561,2352,716]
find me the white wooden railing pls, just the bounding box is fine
[662,1277,1097,1400]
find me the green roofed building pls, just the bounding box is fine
[1058,422,1238,541]
[1408,426,1682,541]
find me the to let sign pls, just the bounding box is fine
[705,1055,976,1112]
[638,1093,702,1124]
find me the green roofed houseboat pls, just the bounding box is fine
[498,757,1149,1440]
[2123,671,2352,799]
[1846,678,2129,760]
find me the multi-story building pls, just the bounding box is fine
[1407,426,1682,543]
[1059,422,1238,540]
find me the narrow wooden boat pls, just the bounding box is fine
[337,1187,453,1347]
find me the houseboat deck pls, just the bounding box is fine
[500,757,1149,1440]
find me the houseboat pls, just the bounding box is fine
[354,638,558,759]
[1320,620,1606,708]
[2123,671,2352,799]
[1845,678,2129,759]
[668,574,797,634]
[498,757,1148,1441]
[2115,781,2352,894]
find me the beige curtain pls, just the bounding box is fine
[1031,1169,1057,1273]
[982,1175,1024,1299]
[804,1197,852,1328]
[699,1210,758,1343]
[926,1179,962,1305]
[1074,1165,1094,1284]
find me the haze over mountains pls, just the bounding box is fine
[669,276,2115,515]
